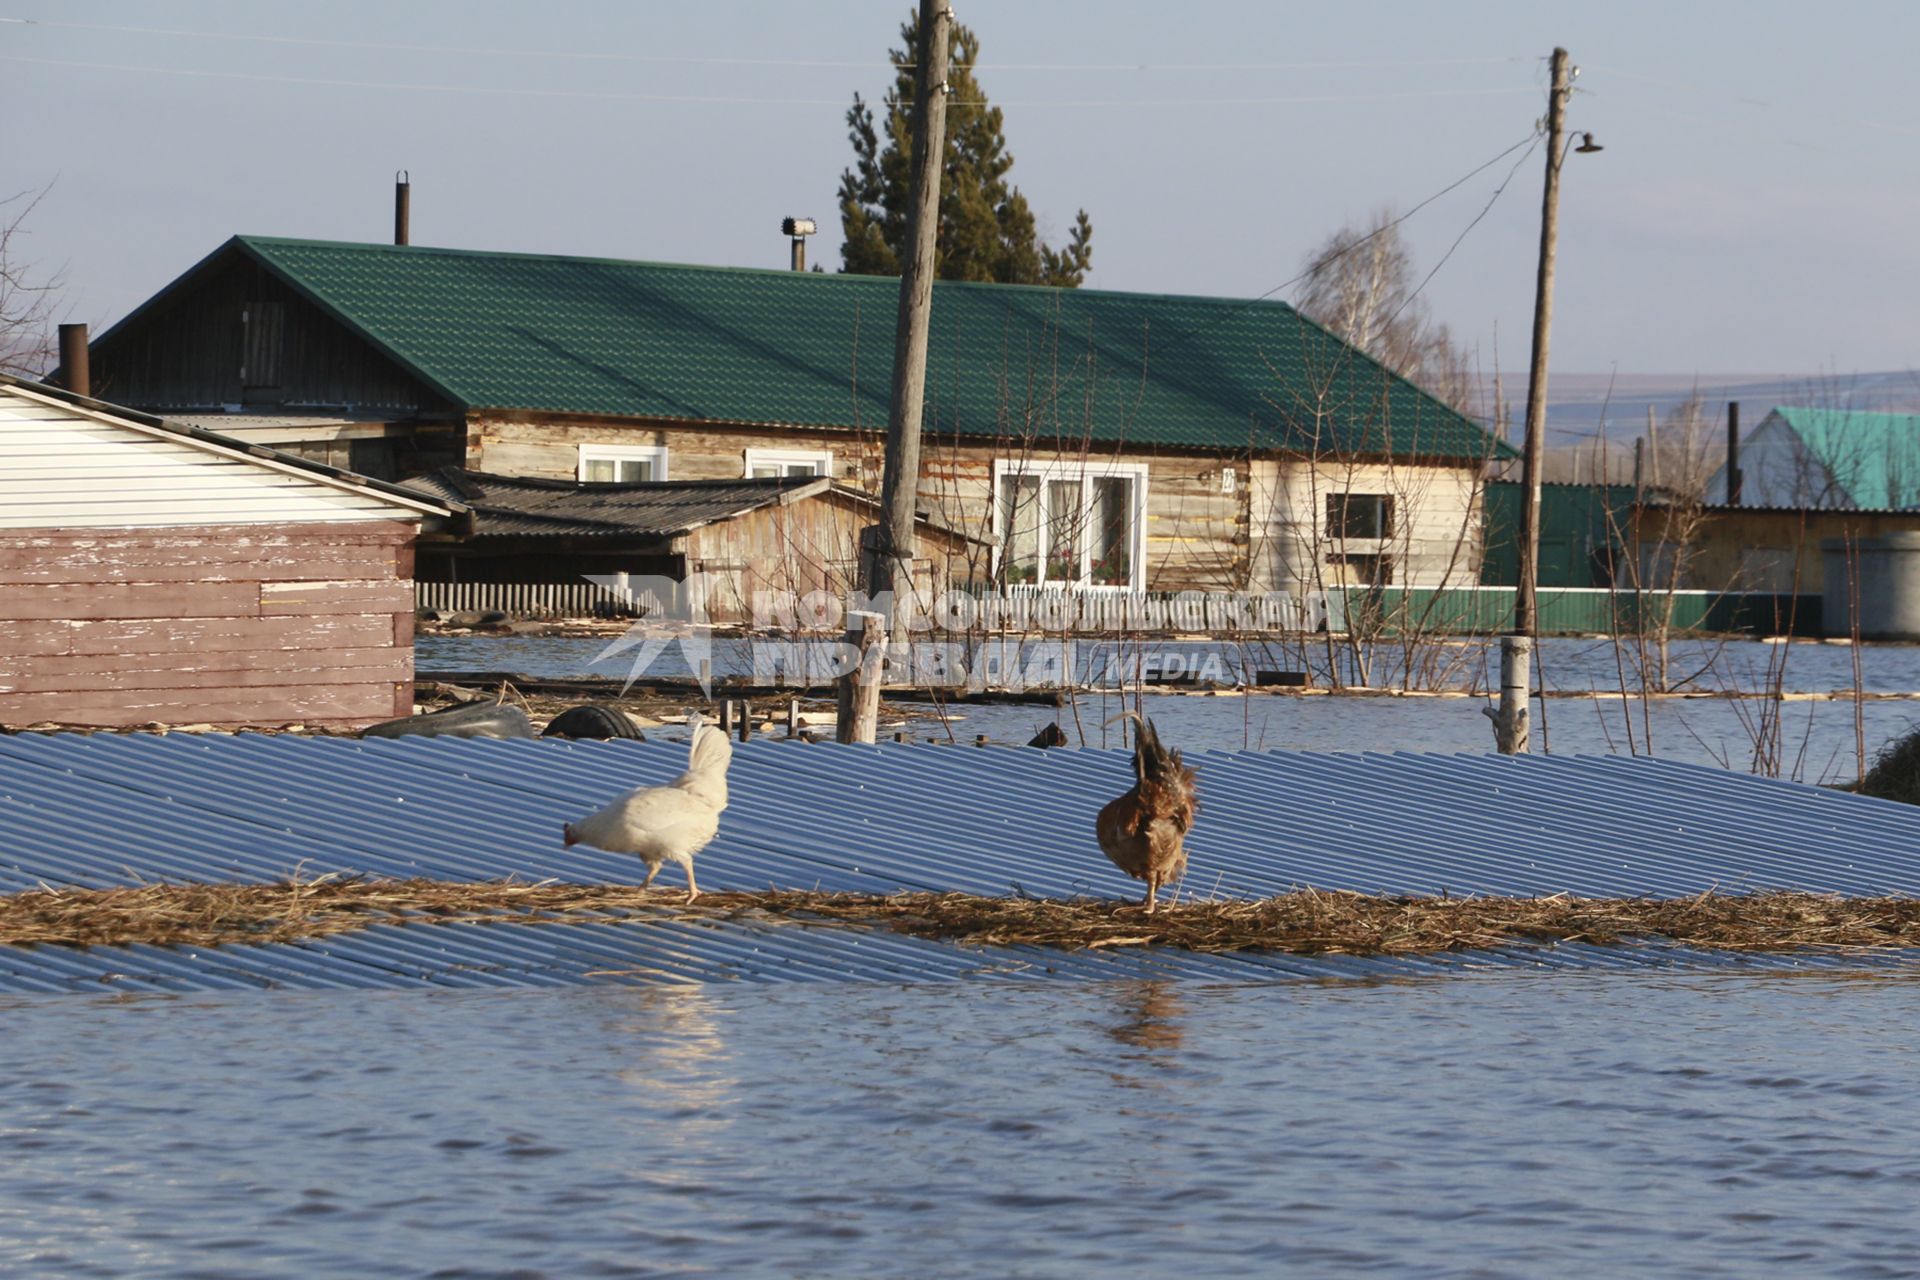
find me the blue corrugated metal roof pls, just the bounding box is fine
[2,733,1918,993]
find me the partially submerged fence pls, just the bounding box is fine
[420,580,649,620]
[419,580,1821,637]
[419,581,1322,632]
[962,587,1320,634]
[1325,586,1823,637]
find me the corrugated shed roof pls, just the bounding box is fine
[166,411,393,432]
[174,236,1500,462]
[404,467,983,545]
[402,467,826,539]
[3,734,1918,992]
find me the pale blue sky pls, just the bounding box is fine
[4,0,1915,376]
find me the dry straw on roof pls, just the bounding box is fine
[4,878,1920,957]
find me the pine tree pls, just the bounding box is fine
[838,12,1093,287]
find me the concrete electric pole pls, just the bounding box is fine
[1494,46,1575,755]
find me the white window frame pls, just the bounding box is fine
[577,444,669,483]
[990,458,1150,590]
[743,447,834,479]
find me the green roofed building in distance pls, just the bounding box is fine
[75,236,1508,599]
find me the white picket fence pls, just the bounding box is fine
[966,586,1323,634]
[418,580,1322,633]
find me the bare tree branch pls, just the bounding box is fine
[0,183,63,377]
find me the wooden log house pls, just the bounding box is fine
[64,235,1505,605]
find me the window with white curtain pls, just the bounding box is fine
[992,460,1147,588]
[578,444,669,483]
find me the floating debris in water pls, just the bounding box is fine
[6,879,1920,957]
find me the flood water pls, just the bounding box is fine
[419,631,1920,696]
[419,633,1920,782]
[20,634,1898,1275]
[8,974,1920,1278]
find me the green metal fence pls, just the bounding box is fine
[1328,586,1822,637]
[1481,482,1640,588]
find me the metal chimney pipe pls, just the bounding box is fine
[780,217,816,271]
[58,323,89,399]
[394,170,411,246]
[1726,400,1742,506]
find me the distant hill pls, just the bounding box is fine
[1474,371,1920,446]
[1472,370,1920,487]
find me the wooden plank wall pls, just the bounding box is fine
[88,253,446,413]
[469,416,878,483]
[688,493,975,625]
[469,414,1248,591]
[1647,507,1920,595]
[0,521,419,729]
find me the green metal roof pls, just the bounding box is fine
[226,236,1499,461]
[1772,408,1920,509]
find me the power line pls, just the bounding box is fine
[0,54,859,104]
[993,131,1546,431]
[1232,132,1542,431]
[0,17,1531,74]
[1586,63,1920,142]
[1250,131,1541,308]
[1377,134,1543,341]
[0,53,1539,109]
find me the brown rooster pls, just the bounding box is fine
[1095,713,1198,913]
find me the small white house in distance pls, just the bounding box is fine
[0,375,462,729]
[1708,407,1920,510]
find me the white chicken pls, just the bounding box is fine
[561,716,733,902]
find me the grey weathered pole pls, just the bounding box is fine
[872,0,952,612]
[1494,46,1571,755]
[1646,403,1659,488]
[838,0,951,744]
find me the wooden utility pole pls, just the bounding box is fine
[838,0,951,744]
[1494,46,1572,756]
[1646,404,1659,489]
[835,612,887,744]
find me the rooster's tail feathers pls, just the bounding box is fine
[686,720,734,778]
[1133,715,1192,791]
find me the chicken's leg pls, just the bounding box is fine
[640,862,659,890]
[1143,877,1159,915]
[684,862,700,905]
